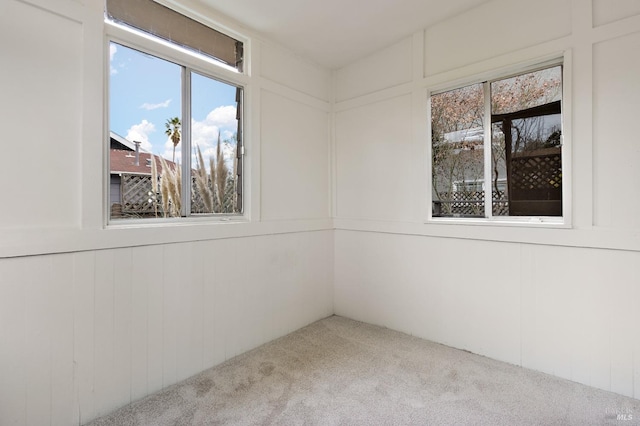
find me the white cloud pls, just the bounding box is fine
[140,99,172,110]
[154,105,238,166]
[190,111,238,171]
[190,141,237,173]
[110,44,118,75]
[205,105,238,129]
[125,119,155,152]
[191,119,220,152]
[191,105,237,149]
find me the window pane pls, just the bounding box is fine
[109,42,182,220]
[190,72,241,214]
[491,67,561,115]
[431,83,485,217]
[491,66,562,216]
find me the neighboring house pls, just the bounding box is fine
[109,132,176,217]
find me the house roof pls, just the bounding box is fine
[110,131,151,153]
[110,149,176,175]
[109,132,176,175]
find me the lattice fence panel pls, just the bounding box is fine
[435,191,508,216]
[510,152,562,191]
[119,173,239,217]
[121,174,156,215]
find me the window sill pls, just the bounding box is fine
[106,214,247,229]
[426,216,569,230]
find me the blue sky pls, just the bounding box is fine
[109,42,239,163]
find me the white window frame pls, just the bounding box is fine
[104,10,250,226]
[426,53,572,228]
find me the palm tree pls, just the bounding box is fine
[165,117,181,163]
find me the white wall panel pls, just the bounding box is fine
[335,95,415,221]
[0,232,333,425]
[260,42,331,101]
[334,230,640,399]
[0,0,82,230]
[335,37,413,102]
[50,254,75,425]
[162,244,184,387]
[24,256,53,426]
[261,90,330,221]
[593,31,640,229]
[0,258,27,426]
[334,231,521,366]
[93,249,120,417]
[424,0,571,76]
[594,0,640,26]
[520,245,591,382]
[113,249,134,406]
[130,247,149,401]
[520,245,640,395]
[144,246,166,397]
[73,251,96,424]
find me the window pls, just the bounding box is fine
[430,64,563,220]
[106,0,244,221]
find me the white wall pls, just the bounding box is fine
[0,0,333,424]
[333,0,640,399]
[3,0,640,423]
[0,232,333,425]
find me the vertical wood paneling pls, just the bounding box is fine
[174,243,192,382]
[93,249,117,417]
[144,245,164,395]
[247,236,270,348]
[201,240,219,368]
[334,231,640,401]
[634,260,640,399]
[131,246,150,401]
[73,251,95,424]
[586,255,613,393]
[608,250,636,397]
[531,246,580,380]
[220,239,242,360]
[0,258,27,426]
[24,256,53,426]
[230,238,253,356]
[246,236,271,352]
[113,249,133,404]
[50,254,75,425]
[211,239,230,365]
[0,232,334,425]
[272,235,294,338]
[162,244,181,387]
[564,249,598,388]
[175,242,203,381]
[257,235,281,344]
[191,242,205,374]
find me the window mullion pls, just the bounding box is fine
[483,81,492,219]
[181,67,192,216]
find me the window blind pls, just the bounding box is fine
[106,0,243,71]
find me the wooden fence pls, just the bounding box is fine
[433,191,509,217]
[111,173,238,218]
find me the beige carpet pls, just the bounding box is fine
[86,316,639,425]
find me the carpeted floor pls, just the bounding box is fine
[86,316,640,425]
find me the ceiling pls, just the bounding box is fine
[195,0,489,69]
